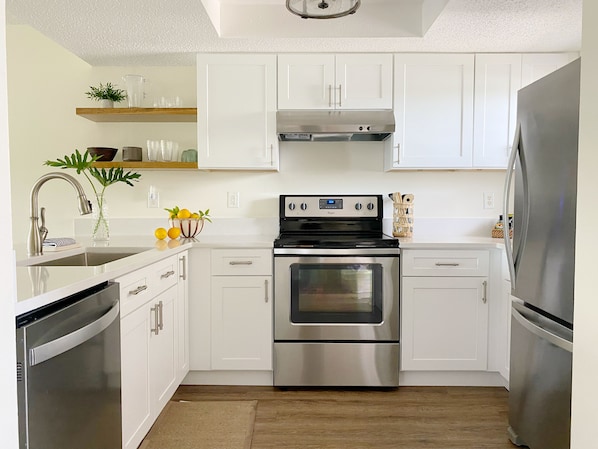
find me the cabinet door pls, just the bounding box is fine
[121,304,151,449]
[277,54,335,109]
[176,252,189,383]
[521,53,578,87]
[335,53,393,110]
[391,54,474,168]
[473,54,522,168]
[149,286,177,413]
[197,54,278,170]
[211,276,272,370]
[401,276,489,371]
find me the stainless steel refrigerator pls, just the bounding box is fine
[503,58,580,449]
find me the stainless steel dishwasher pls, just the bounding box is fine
[16,281,122,449]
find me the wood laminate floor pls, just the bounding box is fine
[172,385,514,449]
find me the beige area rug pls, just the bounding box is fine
[139,400,257,449]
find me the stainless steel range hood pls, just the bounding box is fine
[277,110,395,142]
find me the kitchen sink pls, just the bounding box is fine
[26,249,148,267]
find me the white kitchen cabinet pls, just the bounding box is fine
[120,298,151,449]
[401,249,490,371]
[176,251,189,383]
[197,53,278,170]
[277,53,393,110]
[118,254,185,449]
[473,54,522,168]
[521,53,578,87]
[387,54,475,169]
[210,249,273,371]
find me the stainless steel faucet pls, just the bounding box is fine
[28,172,93,256]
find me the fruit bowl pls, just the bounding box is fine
[170,218,205,238]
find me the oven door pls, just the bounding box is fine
[274,253,399,342]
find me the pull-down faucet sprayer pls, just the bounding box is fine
[28,172,92,256]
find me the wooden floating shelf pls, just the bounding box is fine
[76,107,197,122]
[91,161,198,170]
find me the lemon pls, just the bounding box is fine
[154,227,167,240]
[190,212,200,219]
[167,227,181,239]
[177,208,192,219]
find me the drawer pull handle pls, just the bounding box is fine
[435,262,460,267]
[265,279,269,303]
[161,270,175,279]
[158,300,164,330]
[129,285,148,296]
[229,261,253,266]
[150,303,160,335]
[482,280,488,304]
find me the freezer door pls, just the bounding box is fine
[510,59,580,325]
[508,302,572,449]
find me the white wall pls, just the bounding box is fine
[571,1,598,447]
[7,25,505,245]
[0,1,19,447]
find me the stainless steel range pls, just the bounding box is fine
[273,194,400,387]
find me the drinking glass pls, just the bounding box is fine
[146,140,160,161]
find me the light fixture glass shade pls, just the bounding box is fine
[286,0,361,19]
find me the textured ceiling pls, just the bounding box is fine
[6,0,582,66]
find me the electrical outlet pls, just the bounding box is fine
[147,186,160,208]
[483,192,495,209]
[227,191,240,208]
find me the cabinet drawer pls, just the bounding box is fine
[402,250,489,277]
[211,249,272,276]
[151,255,179,294]
[117,269,152,318]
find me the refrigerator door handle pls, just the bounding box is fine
[503,123,520,288]
[511,307,573,353]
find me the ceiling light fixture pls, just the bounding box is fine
[286,0,361,19]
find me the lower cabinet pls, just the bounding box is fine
[118,251,188,449]
[401,276,489,371]
[210,249,273,371]
[121,286,177,449]
[401,249,491,373]
[211,276,272,370]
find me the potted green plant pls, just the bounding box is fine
[44,149,141,241]
[85,82,127,108]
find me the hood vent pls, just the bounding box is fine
[277,110,395,142]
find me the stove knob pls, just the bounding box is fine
[367,202,375,211]
[288,202,296,211]
[355,203,363,210]
[300,203,308,211]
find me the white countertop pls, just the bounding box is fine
[14,232,505,316]
[398,235,506,249]
[14,234,275,316]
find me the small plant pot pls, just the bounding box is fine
[99,99,114,108]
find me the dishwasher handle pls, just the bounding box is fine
[29,301,120,366]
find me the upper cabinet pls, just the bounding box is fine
[472,54,522,168]
[277,53,393,110]
[386,52,578,170]
[197,54,279,170]
[387,54,475,169]
[521,53,579,88]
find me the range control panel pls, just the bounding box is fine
[282,195,380,218]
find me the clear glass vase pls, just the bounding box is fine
[92,195,110,241]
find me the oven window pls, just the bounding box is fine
[290,263,383,323]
